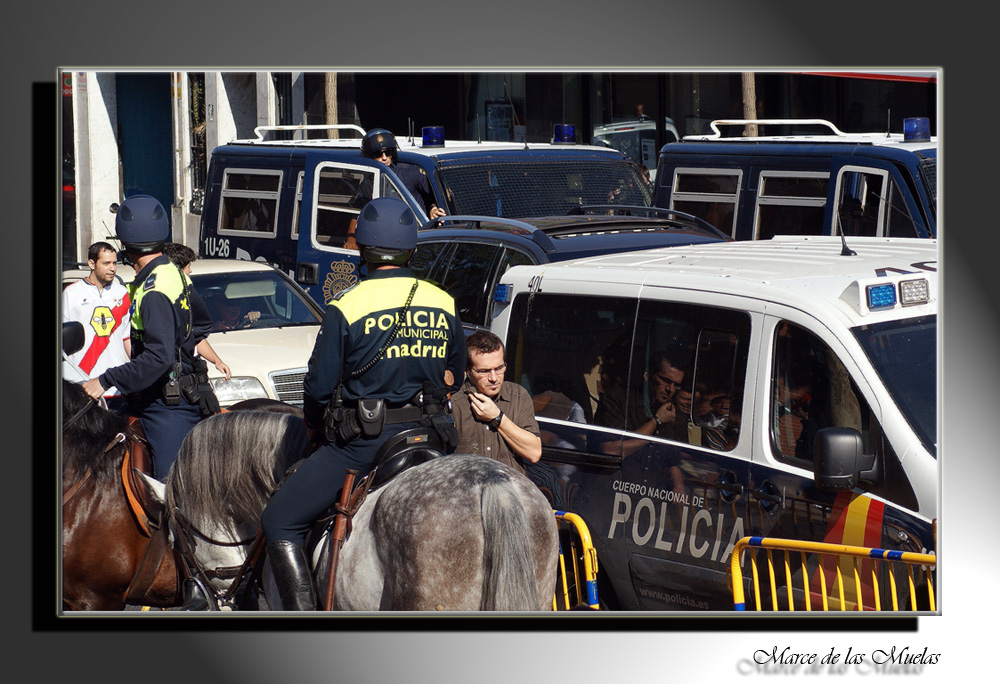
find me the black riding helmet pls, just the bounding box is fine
[361,128,398,165]
[115,195,170,254]
[355,198,417,267]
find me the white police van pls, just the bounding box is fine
[198,124,649,305]
[653,118,937,242]
[490,236,938,610]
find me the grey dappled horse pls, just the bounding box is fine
[164,410,559,611]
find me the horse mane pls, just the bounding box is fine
[164,410,310,534]
[61,380,130,485]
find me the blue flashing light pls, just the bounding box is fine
[421,126,445,147]
[866,283,897,310]
[903,117,930,143]
[493,283,512,304]
[553,123,576,144]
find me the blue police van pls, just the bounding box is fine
[198,124,650,305]
[652,118,937,241]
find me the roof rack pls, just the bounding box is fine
[702,118,847,139]
[249,124,367,143]
[420,215,556,252]
[566,205,730,239]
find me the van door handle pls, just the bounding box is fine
[715,470,744,503]
[297,263,318,285]
[751,480,784,511]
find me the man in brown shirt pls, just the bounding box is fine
[451,331,542,476]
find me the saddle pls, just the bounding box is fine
[307,425,448,610]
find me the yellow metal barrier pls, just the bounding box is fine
[552,510,600,610]
[729,536,935,612]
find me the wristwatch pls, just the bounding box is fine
[653,415,664,428]
[488,410,504,431]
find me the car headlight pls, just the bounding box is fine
[210,376,269,405]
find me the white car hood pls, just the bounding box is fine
[201,325,319,380]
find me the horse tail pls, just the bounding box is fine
[479,470,539,611]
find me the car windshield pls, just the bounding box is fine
[192,271,321,332]
[852,314,937,457]
[435,157,650,218]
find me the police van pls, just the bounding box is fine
[198,124,649,305]
[489,236,938,610]
[592,116,681,181]
[652,118,937,242]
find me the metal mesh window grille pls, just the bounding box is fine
[437,159,650,218]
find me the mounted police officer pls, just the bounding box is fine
[82,195,218,481]
[361,128,446,219]
[260,197,465,610]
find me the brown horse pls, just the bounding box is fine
[61,380,182,611]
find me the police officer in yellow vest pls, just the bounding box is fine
[82,195,217,481]
[260,197,465,610]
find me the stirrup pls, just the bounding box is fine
[181,576,217,611]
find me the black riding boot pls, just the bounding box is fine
[266,540,317,611]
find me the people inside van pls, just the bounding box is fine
[702,398,741,451]
[698,394,731,427]
[673,383,702,446]
[594,350,689,456]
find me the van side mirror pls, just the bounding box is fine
[813,427,878,490]
[63,321,85,356]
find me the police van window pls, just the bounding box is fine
[290,171,304,241]
[670,169,740,236]
[770,321,900,498]
[754,171,827,240]
[884,176,921,238]
[631,300,751,450]
[313,167,373,249]
[834,169,886,238]
[834,167,921,238]
[507,292,638,429]
[218,169,281,238]
[380,172,404,202]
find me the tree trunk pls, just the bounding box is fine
[325,73,338,137]
[742,73,758,137]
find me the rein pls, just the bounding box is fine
[62,397,97,430]
[170,507,258,548]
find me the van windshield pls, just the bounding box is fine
[435,158,650,218]
[852,315,937,457]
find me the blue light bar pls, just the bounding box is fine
[493,283,513,304]
[422,126,445,147]
[553,124,576,144]
[903,117,930,143]
[866,283,897,310]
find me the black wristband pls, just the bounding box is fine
[489,410,504,431]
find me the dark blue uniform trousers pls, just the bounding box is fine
[261,422,418,547]
[132,396,202,481]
